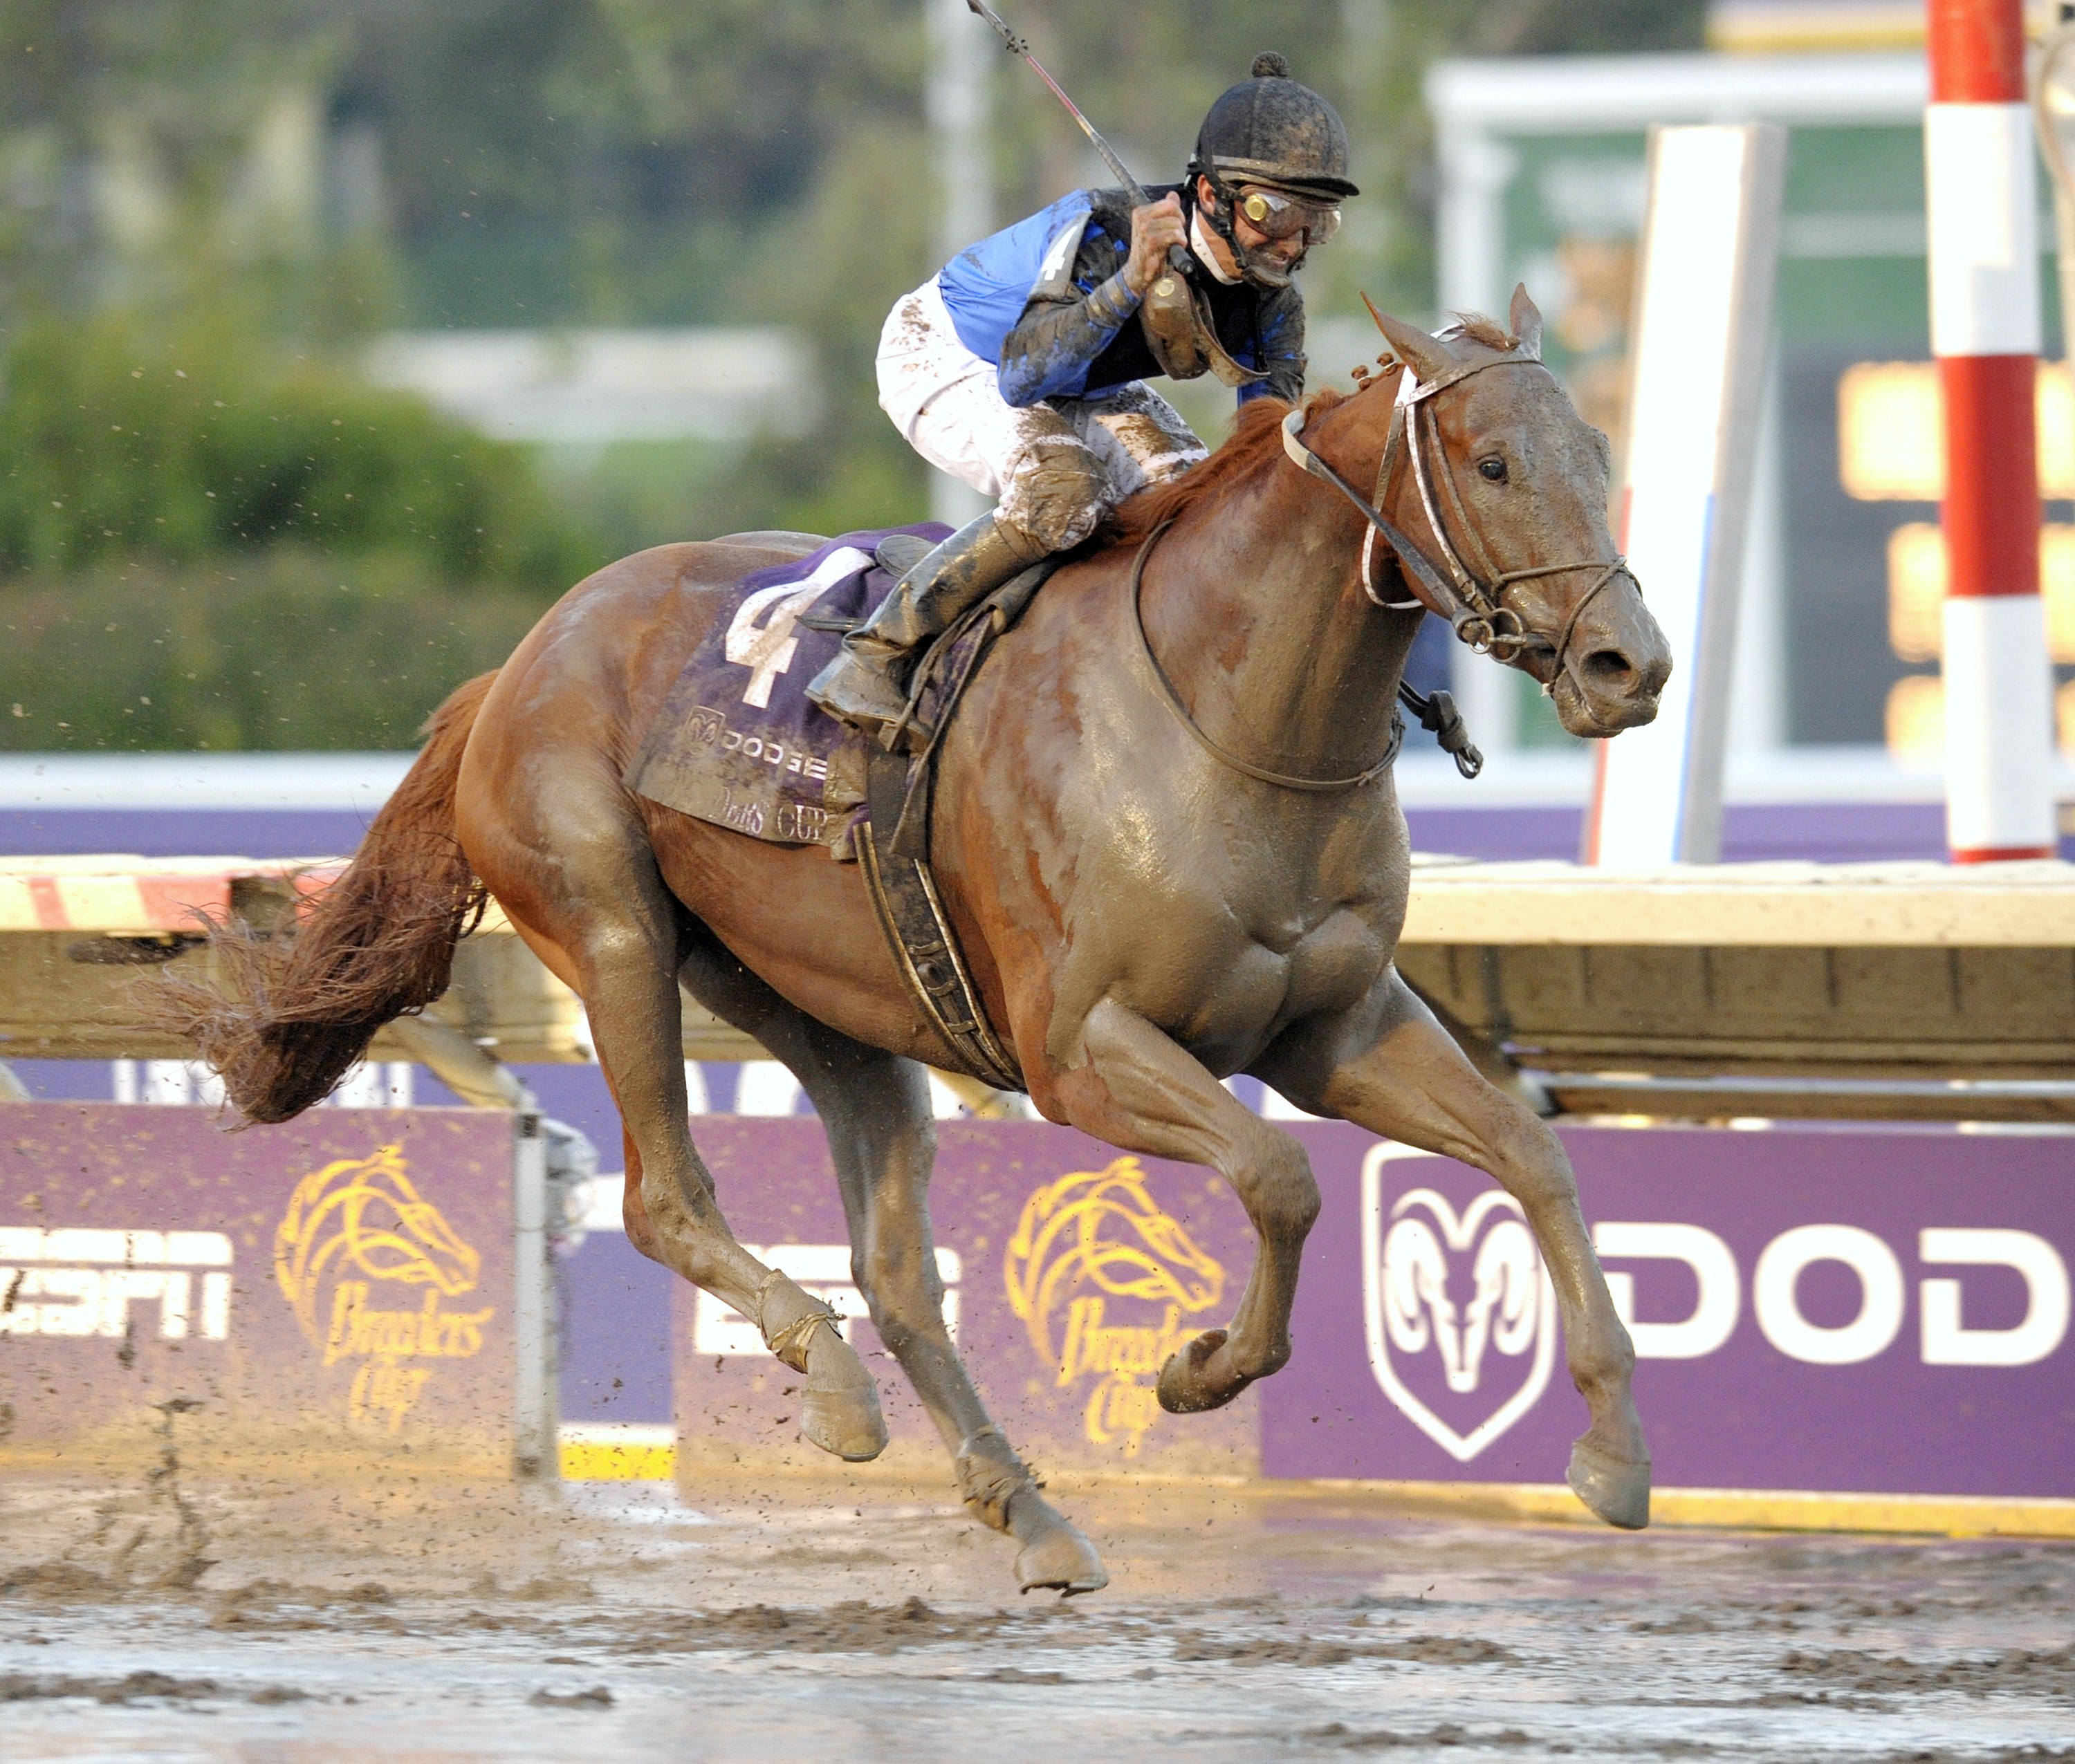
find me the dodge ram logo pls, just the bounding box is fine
[1361,1144,1556,1462]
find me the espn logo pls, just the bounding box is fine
[0,1227,234,1340]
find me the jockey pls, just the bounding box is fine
[808,52,1357,745]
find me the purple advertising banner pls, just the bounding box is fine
[665,1117,2072,1502]
[1264,1123,2075,1499]
[0,1103,516,1465]
[674,1118,1261,1475]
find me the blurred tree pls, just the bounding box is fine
[0,310,595,582]
[0,553,548,750]
[0,0,390,333]
[0,0,1708,340]
[0,0,1704,745]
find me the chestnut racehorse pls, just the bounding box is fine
[165,293,1671,1594]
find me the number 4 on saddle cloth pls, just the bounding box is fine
[623,525,1057,864]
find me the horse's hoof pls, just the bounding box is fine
[1015,1519,1108,1597]
[1567,1438,1650,1530]
[800,1381,887,1462]
[798,1330,887,1463]
[1157,1328,1239,1414]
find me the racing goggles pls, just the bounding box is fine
[1234,185,1341,246]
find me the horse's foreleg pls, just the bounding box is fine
[1265,972,1650,1528]
[1051,999,1320,1415]
[676,938,1105,1593]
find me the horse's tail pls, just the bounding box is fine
[151,673,497,1124]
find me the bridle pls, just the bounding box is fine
[1278,335,1639,694]
[1126,330,1638,795]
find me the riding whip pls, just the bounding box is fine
[963,0,1150,203]
[961,0,1265,387]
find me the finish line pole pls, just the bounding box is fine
[1926,0,2057,861]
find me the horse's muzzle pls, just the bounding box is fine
[1551,620,1673,738]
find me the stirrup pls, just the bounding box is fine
[806,655,912,740]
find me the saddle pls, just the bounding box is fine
[622,526,1044,1091]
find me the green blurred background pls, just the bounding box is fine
[0,0,1702,749]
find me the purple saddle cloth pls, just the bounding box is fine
[623,524,951,851]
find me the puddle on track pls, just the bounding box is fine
[1,1462,2070,1763]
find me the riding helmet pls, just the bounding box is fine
[1190,53,1358,204]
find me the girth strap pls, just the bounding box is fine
[858,747,1024,1094]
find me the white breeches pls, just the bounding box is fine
[875,277,1206,550]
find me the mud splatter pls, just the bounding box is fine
[762,1545,897,1568]
[1780,1643,2075,1700]
[1172,1633,1365,1667]
[0,1562,118,1601]
[1,1467,2070,1759]
[622,1595,1066,1657]
[1300,1723,1539,1752]
[1,1669,221,1703]
[529,1684,614,1708]
[1168,1629,1518,1669]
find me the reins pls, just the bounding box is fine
[1127,518,1405,791]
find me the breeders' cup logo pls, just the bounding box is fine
[1361,1144,1556,1462]
[1005,1158,1224,1455]
[274,1144,493,1432]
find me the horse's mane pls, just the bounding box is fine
[1108,390,1345,544]
[1105,310,1523,546]
[1449,313,1518,351]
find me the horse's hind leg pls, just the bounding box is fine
[676,932,1107,1595]
[1265,972,1650,1529]
[477,786,886,1463]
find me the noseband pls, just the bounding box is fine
[1279,344,1639,691]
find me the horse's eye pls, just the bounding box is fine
[1478,456,1507,483]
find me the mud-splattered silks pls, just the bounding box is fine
[622,526,951,850]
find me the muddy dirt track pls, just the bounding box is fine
[1,1452,2071,1763]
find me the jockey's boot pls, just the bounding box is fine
[806,512,1049,749]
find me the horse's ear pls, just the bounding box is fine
[1508,284,1544,359]
[1362,292,1455,383]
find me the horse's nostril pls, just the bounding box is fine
[1582,649,1635,689]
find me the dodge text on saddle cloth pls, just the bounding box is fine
[682,706,834,844]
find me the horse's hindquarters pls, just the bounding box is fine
[643,806,955,1070]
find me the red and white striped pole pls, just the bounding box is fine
[1926,0,2058,861]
